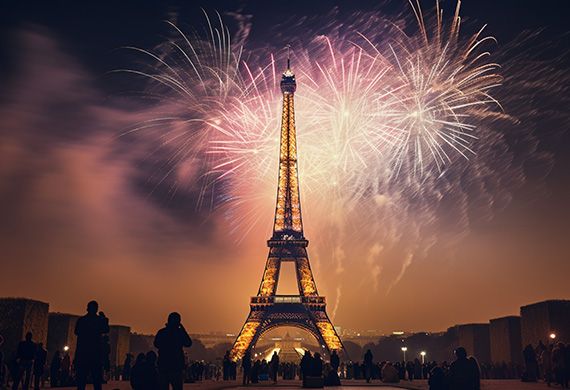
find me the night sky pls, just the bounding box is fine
[1,1,569,335]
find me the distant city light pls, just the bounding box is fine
[549,333,557,340]
[63,345,69,352]
[393,331,405,335]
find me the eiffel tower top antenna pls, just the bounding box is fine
[276,43,300,235]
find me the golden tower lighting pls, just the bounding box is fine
[229,52,345,361]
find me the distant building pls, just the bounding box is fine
[0,298,49,356]
[261,333,305,362]
[47,312,79,359]
[109,325,131,368]
[399,331,439,362]
[489,316,522,364]
[521,300,570,347]
[456,323,491,363]
[341,334,382,348]
[130,332,156,356]
[437,327,460,362]
[189,333,237,349]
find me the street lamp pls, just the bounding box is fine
[401,347,407,362]
[549,333,556,341]
[63,345,69,352]
[420,351,426,364]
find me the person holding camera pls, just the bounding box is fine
[153,312,192,390]
[74,300,110,390]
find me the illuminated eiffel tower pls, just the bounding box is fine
[230,55,344,361]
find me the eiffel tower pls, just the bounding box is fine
[230,55,344,361]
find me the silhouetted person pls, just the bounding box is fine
[364,349,373,383]
[381,362,399,383]
[269,351,279,383]
[449,347,478,390]
[259,359,269,380]
[8,353,19,389]
[397,361,405,380]
[122,353,133,381]
[33,343,46,390]
[325,350,341,386]
[536,340,547,377]
[414,358,422,380]
[406,360,415,380]
[541,345,553,386]
[0,351,7,388]
[74,300,110,390]
[153,312,192,390]
[553,343,568,388]
[130,353,146,390]
[300,351,312,386]
[562,344,570,389]
[222,351,230,381]
[231,359,237,380]
[49,351,61,388]
[250,360,260,384]
[60,353,70,386]
[13,332,36,390]
[241,350,252,386]
[144,351,159,390]
[330,350,340,372]
[313,353,323,377]
[522,344,538,382]
[468,356,481,390]
[428,366,448,390]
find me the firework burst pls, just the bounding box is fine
[116,1,560,299]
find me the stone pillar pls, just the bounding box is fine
[0,298,49,356]
[490,316,522,364]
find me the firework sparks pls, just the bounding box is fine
[117,1,559,301]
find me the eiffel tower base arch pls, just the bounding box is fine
[230,297,345,361]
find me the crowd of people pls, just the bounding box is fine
[336,355,521,381]
[0,301,198,390]
[228,344,569,389]
[522,341,570,388]
[1,300,569,389]
[270,347,483,389]
[0,333,48,390]
[233,349,341,387]
[0,301,112,390]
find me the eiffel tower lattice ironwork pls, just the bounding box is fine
[229,56,345,361]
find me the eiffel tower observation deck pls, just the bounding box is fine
[230,54,345,361]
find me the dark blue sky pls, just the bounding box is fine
[2,1,569,81]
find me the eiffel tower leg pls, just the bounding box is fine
[312,311,346,358]
[229,311,264,361]
[258,257,281,296]
[296,256,318,296]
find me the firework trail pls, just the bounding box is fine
[117,1,565,308]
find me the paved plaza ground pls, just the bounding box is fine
[56,379,556,389]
